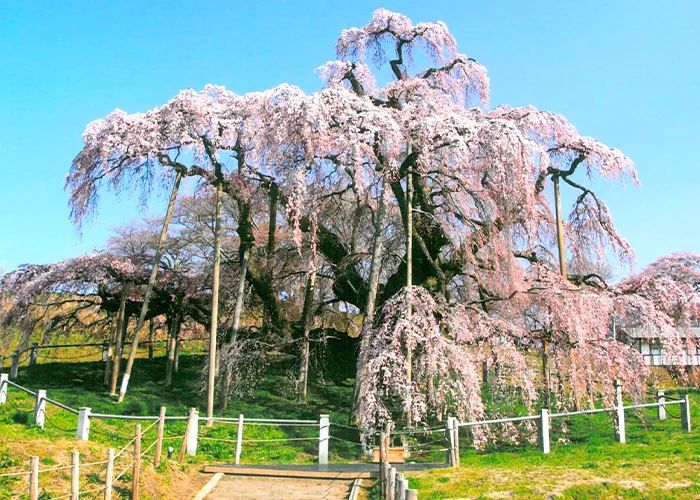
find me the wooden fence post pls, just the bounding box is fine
[379,429,386,498]
[407,489,418,500]
[154,407,166,468]
[76,407,91,441]
[446,417,460,467]
[179,408,197,461]
[29,455,39,500]
[318,414,329,465]
[657,390,666,420]
[29,343,39,367]
[388,467,396,500]
[186,408,199,456]
[133,424,141,500]
[614,380,626,444]
[34,390,46,429]
[71,451,80,500]
[10,350,19,381]
[104,448,114,500]
[396,472,407,500]
[235,414,244,465]
[538,408,550,454]
[0,373,8,404]
[680,394,691,432]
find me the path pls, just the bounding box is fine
[196,473,358,499]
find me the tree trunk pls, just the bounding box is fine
[298,267,317,401]
[207,182,224,424]
[148,319,154,359]
[553,175,567,279]
[219,248,250,409]
[117,171,182,402]
[104,314,118,385]
[405,147,414,424]
[165,315,177,387]
[351,176,388,423]
[109,285,129,395]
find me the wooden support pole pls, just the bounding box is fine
[132,424,141,500]
[104,448,114,500]
[34,390,46,429]
[681,394,691,432]
[656,390,666,420]
[154,407,166,468]
[379,430,386,498]
[235,414,244,465]
[10,350,19,381]
[407,489,418,500]
[29,455,39,500]
[29,343,39,367]
[71,451,79,500]
[0,373,8,404]
[318,414,329,465]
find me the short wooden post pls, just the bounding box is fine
[132,424,141,500]
[71,451,80,500]
[76,407,91,441]
[104,448,114,500]
[186,408,199,456]
[180,408,197,461]
[396,473,407,500]
[318,414,329,465]
[680,394,691,432]
[614,380,626,443]
[10,350,19,381]
[102,341,110,363]
[538,408,550,454]
[379,429,386,498]
[452,417,460,467]
[234,414,244,465]
[29,343,39,367]
[407,489,418,500]
[657,390,666,420]
[29,455,39,500]
[154,407,166,468]
[388,467,396,500]
[446,417,460,466]
[0,373,8,404]
[34,390,46,429]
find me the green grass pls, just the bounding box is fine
[410,389,700,499]
[2,352,699,498]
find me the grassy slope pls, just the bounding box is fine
[0,351,362,499]
[1,350,699,499]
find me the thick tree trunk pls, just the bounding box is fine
[118,171,182,402]
[351,176,388,422]
[109,285,129,395]
[218,248,250,409]
[298,267,317,401]
[104,314,118,385]
[405,149,414,424]
[164,314,180,388]
[207,183,224,424]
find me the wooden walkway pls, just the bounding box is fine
[196,463,446,499]
[196,473,358,499]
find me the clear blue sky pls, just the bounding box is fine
[1,1,698,274]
